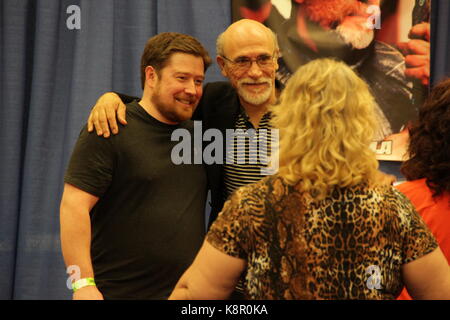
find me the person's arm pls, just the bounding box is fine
[87,92,138,138]
[169,240,246,300]
[402,247,450,299]
[396,188,450,299]
[60,183,103,300]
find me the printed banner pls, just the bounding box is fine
[232,0,431,161]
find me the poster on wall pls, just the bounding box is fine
[232,0,431,161]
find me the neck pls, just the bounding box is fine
[239,94,275,128]
[240,99,269,116]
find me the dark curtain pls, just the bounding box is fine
[0,0,230,300]
[431,0,450,84]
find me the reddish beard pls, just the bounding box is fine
[301,0,362,29]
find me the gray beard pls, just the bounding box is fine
[238,86,272,106]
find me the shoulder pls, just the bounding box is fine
[121,101,163,132]
[370,41,407,80]
[204,81,235,94]
[332,184,415,216]
[75,124,115,149]
[233,175,277,200]
[208,176,278,245]
[370,184,414,209]
[227,176,289,216]
[124,101,144,120]
[202,81,238,103]
[195,81,240,122]
[367,185,426,229]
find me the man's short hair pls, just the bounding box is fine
[140,32,212,89]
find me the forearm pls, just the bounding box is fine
[169,271,235,300]
[168,285,191,300]
[169,241,244,300]
[403,247,450,299]
[60,204,94,278]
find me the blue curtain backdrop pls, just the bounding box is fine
[431,0,450,84]
[0,0,448,300]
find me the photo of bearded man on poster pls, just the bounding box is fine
[233,0,431,159]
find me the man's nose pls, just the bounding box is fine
[184,80,197,95]
[247,61,263,78]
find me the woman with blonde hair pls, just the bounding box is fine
[169,59,450,300]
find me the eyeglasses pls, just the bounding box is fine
[221,54,275,70]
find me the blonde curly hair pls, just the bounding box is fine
[271,58,379,199]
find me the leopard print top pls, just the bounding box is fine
[207,175,438,299]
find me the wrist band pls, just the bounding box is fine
[72,278,96,292]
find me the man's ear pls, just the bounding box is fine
[145,66,158,89]
[273,49,280,71]
[216,56,228,78]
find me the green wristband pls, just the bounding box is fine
[72,278,96,292]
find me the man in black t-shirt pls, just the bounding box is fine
[60,32,211,299]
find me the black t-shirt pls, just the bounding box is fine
[64,101,207,299]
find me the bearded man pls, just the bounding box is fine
[60,32,211,300]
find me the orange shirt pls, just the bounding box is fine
[396,178,450,300]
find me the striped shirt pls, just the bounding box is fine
[223,108,276,201]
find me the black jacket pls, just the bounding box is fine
[193,81,241,228]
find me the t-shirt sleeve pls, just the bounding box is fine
[396,190,439,264]
[206,188,252,260]
[64,126,115,197]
